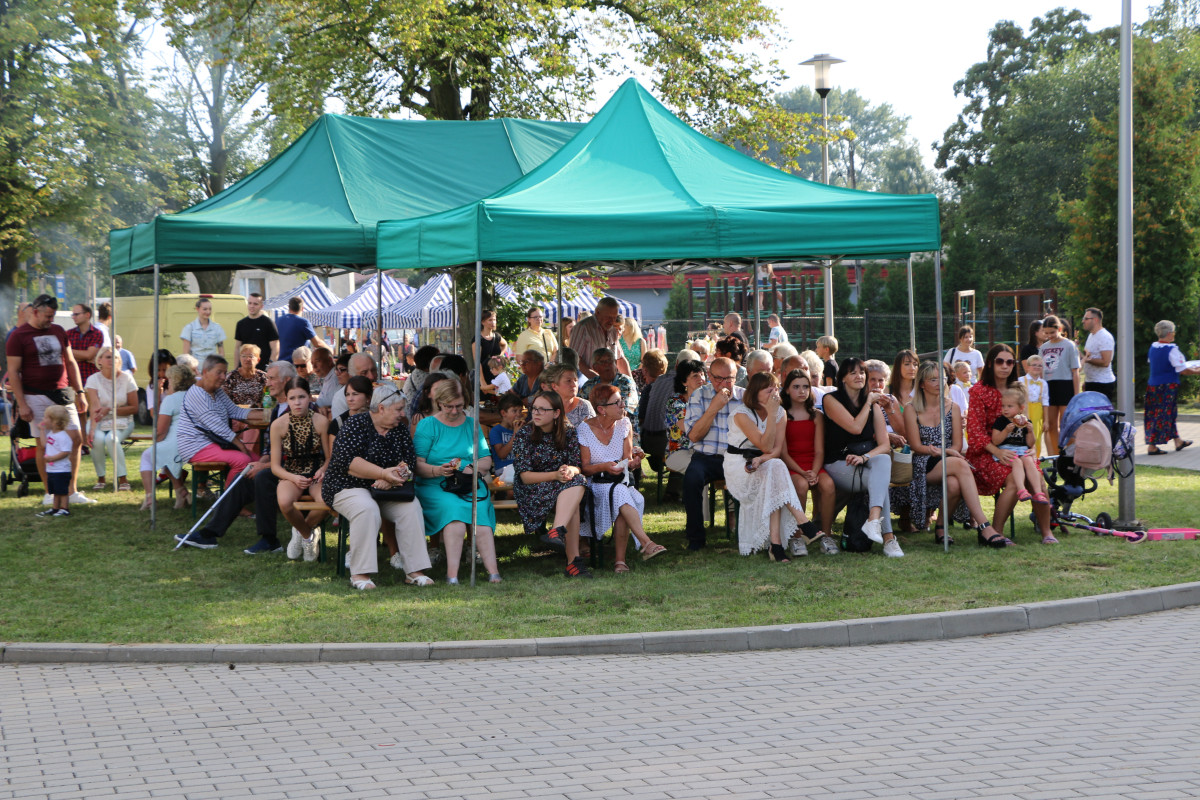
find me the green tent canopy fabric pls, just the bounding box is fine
[108,115,585,274]
[376,80,940,270]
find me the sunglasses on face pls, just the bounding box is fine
[994,358,1015,366]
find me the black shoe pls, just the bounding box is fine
[768,543,791,563]
[564,556,593,578]
[686,540,707,552]
[540,525,567,550]
[244,538,283,555]
[175,531,219,549]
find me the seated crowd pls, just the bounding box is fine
[10,292,1063,591]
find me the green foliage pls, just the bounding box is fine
[937,10,1119,298]
[233,0,822,168]
[774,86,935,194]
[1060,35,1200,384]
[856,258,940,316]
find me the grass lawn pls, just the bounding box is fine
[2,439,1199,644]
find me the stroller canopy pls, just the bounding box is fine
[1058,391,1116,448]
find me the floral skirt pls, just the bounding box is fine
[1145,383,1179,445]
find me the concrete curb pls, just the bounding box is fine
[4,582,1198,665]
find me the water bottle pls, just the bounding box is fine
[262,385,274,411]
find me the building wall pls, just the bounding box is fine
[180,270,356,301]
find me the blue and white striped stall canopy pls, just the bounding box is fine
[306,273,413,329]
[363,272,455,329]
[492,278,641,324]
[265,279,342,319]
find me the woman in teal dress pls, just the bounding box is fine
[413,378,501,584]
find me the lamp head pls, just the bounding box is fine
[800,53,845,96]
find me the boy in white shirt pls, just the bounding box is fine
[38,405,75,517]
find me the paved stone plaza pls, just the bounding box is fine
[4,606,1199,800]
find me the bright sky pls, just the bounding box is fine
[766,0,1152,167]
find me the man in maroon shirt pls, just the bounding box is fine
[67,303,104,385]
[5,295,92,504]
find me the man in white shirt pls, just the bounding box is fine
[765,314,788,352]
[330,353,377,419]
[1081,307,1116,401]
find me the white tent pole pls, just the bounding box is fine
[376,270,383,378]
[109,276,118,493]
[556,271,563,344]
[753,259,761,349]
[470,260,482,588]
[453,271,459,352]
[935,251,948,553]
[906,256,917,352]
[150,265,159,530]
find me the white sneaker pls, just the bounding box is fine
[862,517,884,544]
[389,552,405,571]
[42,493,53,506]
[819,535,840,555]
[286,528,304,560]
[788,537,808,557]
[301,531,319,562]
[883,538,905,558]
[69,492,97,505]
[345,551,351,569]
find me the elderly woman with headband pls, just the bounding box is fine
[322,383,430,590]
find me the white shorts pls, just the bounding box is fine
[24,394,81,439]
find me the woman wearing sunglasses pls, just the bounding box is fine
[965,345,1056,546]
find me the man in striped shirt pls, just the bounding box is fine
[682,356,744,551]
[174,355,269,549]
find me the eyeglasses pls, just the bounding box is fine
[710,374,733,383]
[530,406,554,414]
[528,314,543,320]
[994,358,1015,366]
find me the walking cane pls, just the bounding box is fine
[174,463,254,550]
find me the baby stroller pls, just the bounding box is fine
[1039,391,1145,543]
[1,418,41,498]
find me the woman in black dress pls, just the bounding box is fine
[511,391,590,577]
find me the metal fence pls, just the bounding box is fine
[663,311,1056,362]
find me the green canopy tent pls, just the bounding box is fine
[374,78,945,570]
[108,113,584,532]
[109,114,585,274]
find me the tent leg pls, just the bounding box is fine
[110,276,117,493]
[556,271,563,347]
[934,251,948,553]
[753,259,761,350]
[471,261,482,588]
[376,270,384,378]
[906,256,916,352]
[151,266,160,531]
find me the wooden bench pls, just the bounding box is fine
[188,461,230,521]
[294,496,347,575]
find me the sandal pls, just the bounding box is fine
[488,573,502,583]
[1147,447,1168,456]
[1042,535,1060,544]
[174,490,191,510]
[350,577,376,590]
[641,542,667,561]
[768,543,791,563]
[933,525,954,546]
[117,482,132,492]
[405,573,434,587]
[614,561,630,574]
[975,522,1012,549]
[1032,492,1051,505]
[1017,489,1032,502]
[1176,440,1193,452]
[92,481,106,490]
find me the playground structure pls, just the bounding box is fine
[685,269,828,349]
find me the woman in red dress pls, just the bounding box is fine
[967,345,1055,546]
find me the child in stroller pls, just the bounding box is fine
[1039,391,1145,542]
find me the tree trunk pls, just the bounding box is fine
[0,246,19,374]
[193,270,234,294]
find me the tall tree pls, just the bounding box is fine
[774,86,934,194]
[935,10,1119,297]
[0,0,154,335]
[1059,33,1200,385]
[230,0,822,167]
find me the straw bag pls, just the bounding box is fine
[890,445,913,485]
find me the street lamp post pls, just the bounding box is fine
[801,53,845,338]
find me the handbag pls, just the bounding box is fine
[890,445,913,485]
[183,406,242,452]
[727,445,764,461]
[441,469,487,500]
[842,440,874,459]
[370,483,415,503]
[664,449,692,473]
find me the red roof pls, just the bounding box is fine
[605,265,860,290]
